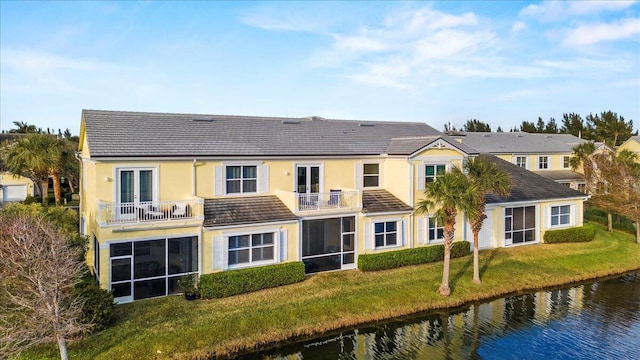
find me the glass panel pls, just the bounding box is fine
[386,233,397,246]
[505,208,512,216]
[342,253,354,265]
[551,206,559,215]
[134,278,166,300]
[229,249,250,265]
[374,222,384,233]
[525,206,536,229]
[310,166,320,193]
[252,233,274,246]
[243,179,257,192]
[110,242,132,257]
[513,231,524,244]
[252,246,274,262]
[229,235,250,249]
[560,215,570,224]
[111,258,131,282]
[297,167,307,193]
[111,282,131,298]
[364,163,379,175]
[364,176,379,187]
[139,170,153,202]
[513,208,524,230]
[226,179,241,193]
[551,217,559,226]
[226,166,241,179]
[167,276,181,295]
[375,234,385,247]
[426,166,435,176]
[168,237,198,274]
[303,255,341,274]
[342,234,354,251]
[243,166,257,179]
[525,230,535,242]
[561,205,570,214]
[119,170,134,203]
[429,229,435,240]
[505,217,512,231]
[134,240,165,279]
[436,165,446,175]
[386,221,396,232]
[342,217,355,233]
[436,228,444,239]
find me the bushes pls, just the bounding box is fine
[200,262,305,299]
[358,242,471,272]
[74,267,114,333]
[585,206,636,234]
[544,225,596,243]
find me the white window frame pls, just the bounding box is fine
[549,204,573,228]
[225,165,258,194]
[373,220,401,249]
[425,164,447,184]
[427,216,445,243]
[114,166,159,204]
[538,156,549,170]
[515,156,528,169]
[504,205,538,246]
[224,230,280,270]
[562,156,571,169]
[363,162,381,188]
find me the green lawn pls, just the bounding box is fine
[24,223,640,359]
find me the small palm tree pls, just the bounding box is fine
[464,156,512,285]
[570,142,596,194]
[416,167,480,296]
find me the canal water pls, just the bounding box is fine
[240,272,640,359]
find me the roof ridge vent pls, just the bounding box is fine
[359,122,375,127]
[516,134,524,138]
[482,134,491,137]
[545,135,552,138]
[282,119,301,124]
[192,116,214,122]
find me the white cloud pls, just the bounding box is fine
[511,21,527,33]
[520,0,637,21]
[240,6,326,32]
[563,17,640,46]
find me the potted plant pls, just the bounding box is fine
[177,273,199,300]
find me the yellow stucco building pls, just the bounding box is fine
[79,110,588,303]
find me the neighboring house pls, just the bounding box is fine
[79,110,588,303]
[0,172,34,204]
[447,132,588,192]
[617,136,640,161]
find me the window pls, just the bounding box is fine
[427,217,444,243]
[363,163,380,188]
[563,156,571,169]
[551,205,571,227]
[538,156,548,170]
[425,164,446,183]
[93,235,100,280]
[228,232,274,266]
[375,221,398,248]
[226,165,257,194]
[516,156,527,169]
[505,206,536,245]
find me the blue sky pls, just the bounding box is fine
[1,1,639,134]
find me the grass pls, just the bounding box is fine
[24,222,640,360]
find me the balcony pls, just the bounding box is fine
[276,189,361,213]
[97,199,203,226]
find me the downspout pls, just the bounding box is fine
[408,158,415,249]
[193,158,203,276]
[192,159,197,196]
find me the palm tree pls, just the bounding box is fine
[9,121,39,134]
[570,142,596,194]
[416,167,480,296]
[464,156,512,285]
[3,134,64,205]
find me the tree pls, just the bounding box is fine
[0,213,90,360]
[587,111,635,147]
[560,113,587,138]
[519,121,536,133]
[462,119,491,132]
[570,142,596,195]
[416,168,480,296]
[536,117,545,133]
[464,157,512,284]
[2,133,65,205]
[544,117,558,134]
[496,126,504,133]
[8,121,38,134]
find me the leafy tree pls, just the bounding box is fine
[464,157,512,284]
[561,113,588,138]
[536,117,545,132]
[496,126,504,133]
[444,123,458,132]
[0,213,90,360]
[587,111,635,147]
[8,121,38,134]
[519,121,537,133]
[570,142,596,195]
[544,117,558,134]
[462,119,491,132]
[416,168,480,296]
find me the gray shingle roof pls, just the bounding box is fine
[482,155,587,204]
[82,109,442,158]
[362,189,413,214]
[385,135,479,156]
[533,170,584,182]
[203,195,297,227]
[449,132,587,154]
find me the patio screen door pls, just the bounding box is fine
[117,169,154,217]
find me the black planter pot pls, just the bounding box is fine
[184,293,197,301]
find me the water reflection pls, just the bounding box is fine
[240,272,640,360]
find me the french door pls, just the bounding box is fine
[296,165,320,209]
[117,168,155,218]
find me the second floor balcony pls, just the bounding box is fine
[97,198,203,226]
[277,189,361,213]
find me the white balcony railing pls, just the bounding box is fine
[97,199,202,225]
[295,190,360,211]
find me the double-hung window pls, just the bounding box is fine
[363,163,380,188]
[427,217,444,243]
[563,156,571,169]
[374,221,398,248]
[538,156,549,170]
[516,156,527,169]
[226,165,257,194]
[228,232,275,266]
[425,164,446,183]
[550,205,571,227]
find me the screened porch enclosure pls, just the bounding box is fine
[302,217,355,273]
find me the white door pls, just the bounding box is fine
[116,169,155,218]
[2,184,27,202]
[467,211,494,249]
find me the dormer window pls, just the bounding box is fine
[425,164,446,183]
[226,165,257,194]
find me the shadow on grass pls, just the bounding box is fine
[450,256,473,292]
[479,250,497,278]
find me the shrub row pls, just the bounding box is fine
[584,206,636,234]
[358,241,471,272]
[199,261,305,298]
[543,225,596,243]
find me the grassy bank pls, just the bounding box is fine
[25,223,640,359]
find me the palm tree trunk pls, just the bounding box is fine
[51,173,62,205]
[473,230,481,284]
[635,220,639,244]
[439,221,454,297]
[40,178,49,205]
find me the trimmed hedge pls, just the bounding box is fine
[200,261,305,299]
[358,241,471,272]
[544,225,596,243]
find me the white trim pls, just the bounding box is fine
[503,204,540,247]
[425,215,445,244]
[223,164,259,195]
[488,196,588,207]
[537,155,550,170]
[362,210,413,217]
[362,161,381,189]
[547,203,575,229]
[513,155,528,169]
[294,162,324,194]
[371,218,404,250]
[225,230,280,270]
